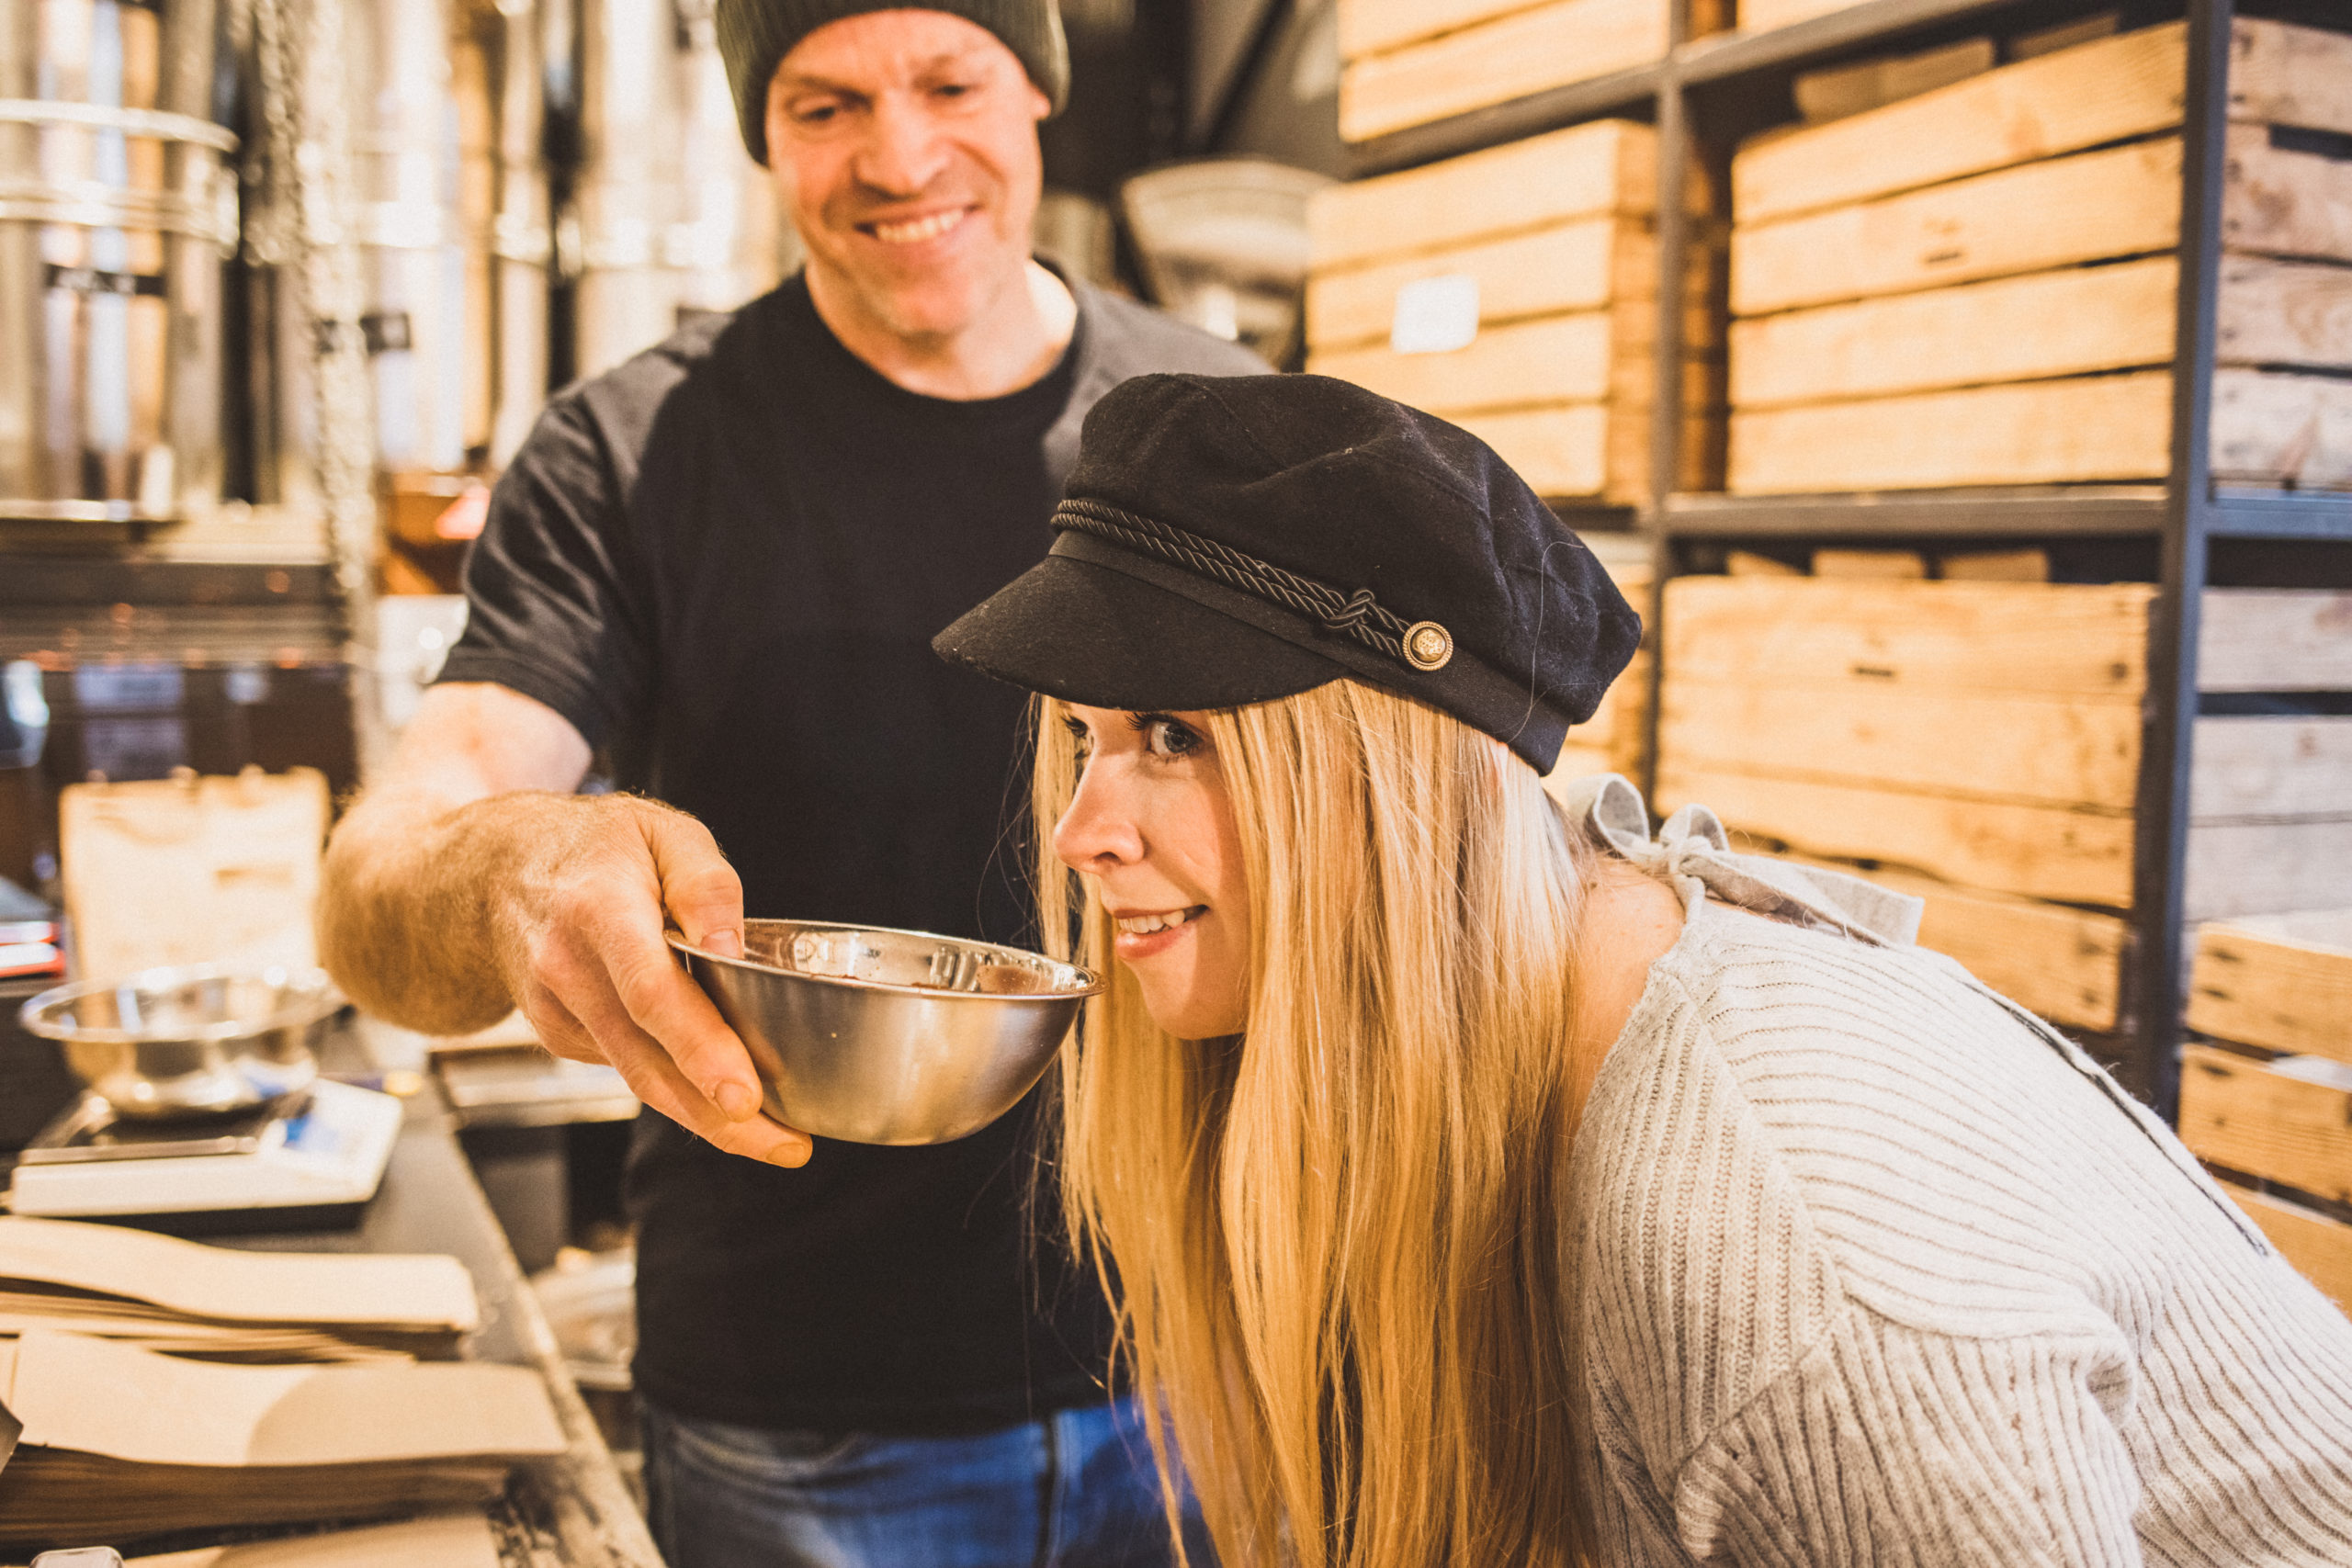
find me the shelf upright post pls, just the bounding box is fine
[2132,0,2233,1119]
[1638,4,1695,804]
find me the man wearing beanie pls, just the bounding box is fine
[317,5,1256,1563]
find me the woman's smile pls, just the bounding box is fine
[1053,705,1250,1040]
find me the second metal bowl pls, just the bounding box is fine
[668,920,1100,1145]
[17,964,338,1120]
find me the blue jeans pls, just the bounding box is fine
[641,1393,1216,1568]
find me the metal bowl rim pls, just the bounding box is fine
[15,962,344,1046]
[666,920,1102,1001]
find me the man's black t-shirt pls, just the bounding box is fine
[438,273,1259,1432]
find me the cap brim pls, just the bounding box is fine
[934,553,1347,712]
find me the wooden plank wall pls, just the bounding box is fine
[1306,119,1724,503]
[1723,17,2352,494]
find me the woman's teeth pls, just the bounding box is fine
[871,210,965,245]
[1115,908,1201,935]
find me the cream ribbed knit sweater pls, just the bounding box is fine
[1563,779,2352,1567]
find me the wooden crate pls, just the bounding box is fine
[1736,0,1861,31]
[1657,577,2150,911]
[1338,0,1671,144]
[1775,852,2127,1031]
[2189,911,2352,1066]
[2221,1182,2352,1317]
[1722,17,2352,495]
[1306,118,1724,503]
[2186,592,2352,922]
[2179,1043,2352,1206]
[1308,120,1662,271]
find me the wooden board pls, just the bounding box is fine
[1309,310,1625,413]
[1731,22,2187,225]
[1776,852,2124,1030]
[1732,137,2181,315]
[1339,0,1670,143]
[2217,256,2352,372]
[2189,910,2352,1063]
[1454,405,1721,502]
[2221,1183,2352,1317]
[2223,122,2352,265]
[2178,1044,2352,1204]
[2192,716,2352,822]
[1307,217,1658,351]
[1660,577,2154,700]
[1340,0,1541,61]
[2186,820,2352,923]
[1661,682,2141,810]
[2199,590,2352,692]
[1727,256,2176,408]
[1792,37,1994,126]
[1309,120,1656,271]
[1655,765,2136,906]
[2211,368,2352,490]
[2229,17,2352,138]
[1726,370,2173,493]
[1737,0,1861,30]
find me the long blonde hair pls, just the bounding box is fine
[1032,679,1597,1568]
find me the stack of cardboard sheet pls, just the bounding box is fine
[0,1331,564,1549]
[0,1218,477,1364]
[0,1219,557,1548]
[1,1510,503,1568]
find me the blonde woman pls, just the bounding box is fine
[933,373,2352,1568]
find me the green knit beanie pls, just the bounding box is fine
[718,0,1069,165]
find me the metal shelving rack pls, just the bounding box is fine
[1349,0,2352,1112]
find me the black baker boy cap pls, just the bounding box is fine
[933,373,1643,772]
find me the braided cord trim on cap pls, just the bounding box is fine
[1055,498,1413,664]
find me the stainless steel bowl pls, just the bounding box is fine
[668,920,1101,1145]
[17,964,339,1119]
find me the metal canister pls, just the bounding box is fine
[344,0,474,476]
[572,0,789,379]
[0,0,235,523]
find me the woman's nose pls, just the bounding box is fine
[1054,763,1144,872]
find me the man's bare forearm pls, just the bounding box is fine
[318,787,587,1036]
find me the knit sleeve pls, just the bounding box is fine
[1672,1309,2145,1568]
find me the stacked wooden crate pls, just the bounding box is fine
[1655,575,2352,1032]
[1337,0,1685,145]
[1655,574,2143,1031]
[1724,17,2352,495]
[2178,913,2352,1314]
[1306,120,1722,505]
[2188,590,2352,922]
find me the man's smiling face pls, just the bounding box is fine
[764,9,1051,345]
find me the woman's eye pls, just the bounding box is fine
[1143,716,1201,758]
[1062,719,1093,767]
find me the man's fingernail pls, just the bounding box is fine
[705,929,743,958]
[714,1081,759,1119]
[769,1144,808,1168]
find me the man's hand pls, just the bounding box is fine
[316,682,811,1168]
[481,793,811,1168]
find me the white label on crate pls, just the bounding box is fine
[1391,276,1479,355]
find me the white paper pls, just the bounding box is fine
[9,1330,563,1466]
[1389,275,1480,355]
[126,1511,501,1567]
[0,1216,478,1331]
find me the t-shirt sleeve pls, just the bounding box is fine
[437,393,653,750]
[1672,1311,2145,1568]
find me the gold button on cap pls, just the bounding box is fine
[1404,621,1453,671]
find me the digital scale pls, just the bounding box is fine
[6,1078,403,1234]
